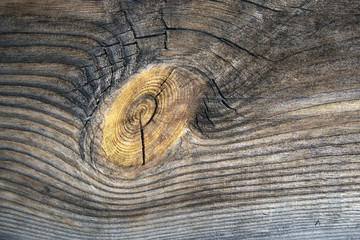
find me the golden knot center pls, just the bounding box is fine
[102,66,203,167]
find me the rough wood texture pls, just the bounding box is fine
[0,0,359,239]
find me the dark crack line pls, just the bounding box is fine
[203,100,215,126]
[155,68,175,99]
[122,8,138,39]
[159,4,169,50]
[139,115,146,165]
[195,114,202,132]
[166,27,273,61]
[241,0,282,13]
[164,30,168,50]
[204,110,215,127]
[135,32,166,40]
[221,99,237,112]
[210,79,237,112]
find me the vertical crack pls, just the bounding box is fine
[139,115,146,165]
[203,99,215,126]
[211,79,237,112]
[164,30,168,50]
[155,68,174,98]
[160,3,169,50]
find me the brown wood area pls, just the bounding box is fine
[1,0,360,239]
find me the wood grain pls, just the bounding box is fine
[0,0,359,239]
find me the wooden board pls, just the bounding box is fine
[1,0,359,239]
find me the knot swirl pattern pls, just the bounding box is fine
[102,66,202,167]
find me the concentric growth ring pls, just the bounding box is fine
[102,66,203,167]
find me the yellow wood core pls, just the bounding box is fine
[102,66,202,167]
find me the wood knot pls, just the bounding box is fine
[102,66,204,167]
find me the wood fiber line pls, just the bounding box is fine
[2,153,360,222]
[2,186,359,237]
[2,197,358,240]
[2,140,358,211]
[1,0,360,239]
[2,146,358,202]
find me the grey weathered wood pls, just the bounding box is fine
[1,0,360,239]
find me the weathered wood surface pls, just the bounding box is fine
[0,0,360,239]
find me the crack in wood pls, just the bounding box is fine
[139,115,146,165]
[159,4,169,50]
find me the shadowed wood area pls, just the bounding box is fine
[0,0,359,239]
